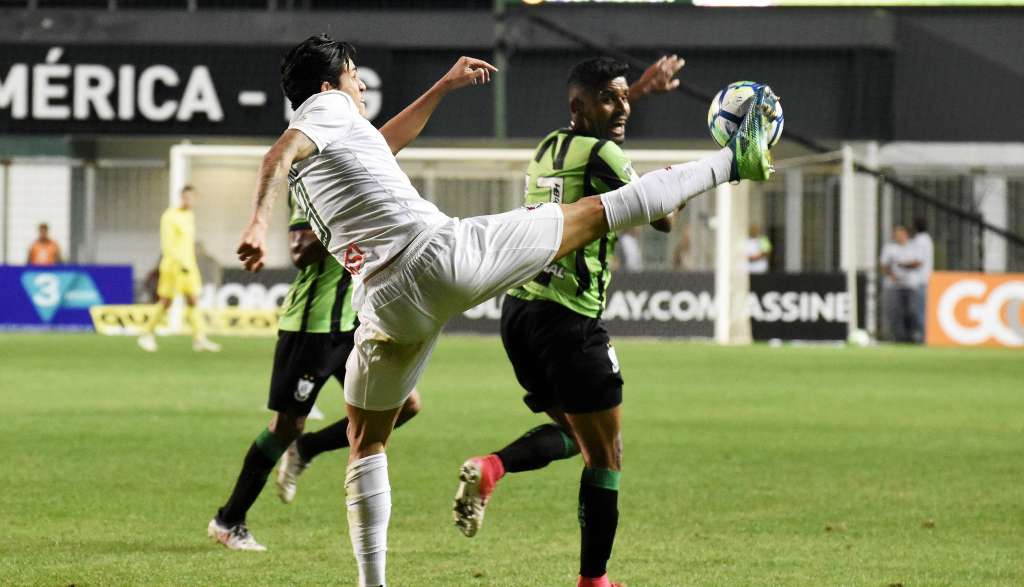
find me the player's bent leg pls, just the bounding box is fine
[396,389,422,426]
[345,403,401,587]
[454,411,579,538]
[295,390,421,464]
[210,412,306,551]
[566,406,623,587]
[283,390,422,504]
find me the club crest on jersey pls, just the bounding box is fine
[343,243,365,275]
[294,376,316,402]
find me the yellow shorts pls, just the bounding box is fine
[157,260,202,299]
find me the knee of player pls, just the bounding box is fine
[268,412,306,440]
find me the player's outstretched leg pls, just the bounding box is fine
[277,392,422,504]
[566,407,623,587]
[454,419,579,537]
[208,412,303,551]
[597,85,776,234]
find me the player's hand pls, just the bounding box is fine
[438,56,498,92]
[631,55,685,98]
[237,222,268,273]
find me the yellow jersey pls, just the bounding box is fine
[160,207,197,269]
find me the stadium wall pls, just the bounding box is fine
[1,7,1023,141]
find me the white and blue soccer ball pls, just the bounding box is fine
[707,81,784,148]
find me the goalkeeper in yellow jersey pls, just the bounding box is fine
[138,185,220,352]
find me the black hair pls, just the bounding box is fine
[567,57,629,93]
[181,184,195,193]
[913,217,928,233]
[281,34,357,110]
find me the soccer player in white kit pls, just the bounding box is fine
[237,34,778,587]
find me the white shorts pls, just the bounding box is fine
[343,204,564,410]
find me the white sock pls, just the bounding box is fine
[600,147,733,232]
[346,453,391,587]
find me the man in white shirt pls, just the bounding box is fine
[235,34,777,586]
[745,223,771,274]
[615,227,643,272]
[906,218,934,341]
[879,225,919,342]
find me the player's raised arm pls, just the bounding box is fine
[379,56,498,155]
[627,55,684,101]
[237,129,317,273]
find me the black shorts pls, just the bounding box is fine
[500,295,623,415]
[267,330,354,416]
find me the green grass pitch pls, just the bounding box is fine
[0,333,1021,586]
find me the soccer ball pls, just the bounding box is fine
[847,329,871,347]
[706,81,784,148]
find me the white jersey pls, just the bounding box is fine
[288,90,449,279]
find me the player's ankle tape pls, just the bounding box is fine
[581,468,620,491]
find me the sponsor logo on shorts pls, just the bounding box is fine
[343,243,365,275]
[524,202,546,211]
[294,376,316,402]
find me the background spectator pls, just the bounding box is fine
[906,217,934,341]
[880,225,920,342]
[614,227,643,273]
[745,224,771,274]
[27,223,62,266]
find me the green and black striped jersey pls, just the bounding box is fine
[277,189,357,334]
[507,128,638,318]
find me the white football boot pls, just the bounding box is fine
[276,442,308,504]
[207,518,266,552]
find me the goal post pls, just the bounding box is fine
[715,181,752,345]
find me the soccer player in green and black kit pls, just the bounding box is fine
[453,56,685,587]
[207,187,422,551]
[208,48,499,551]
